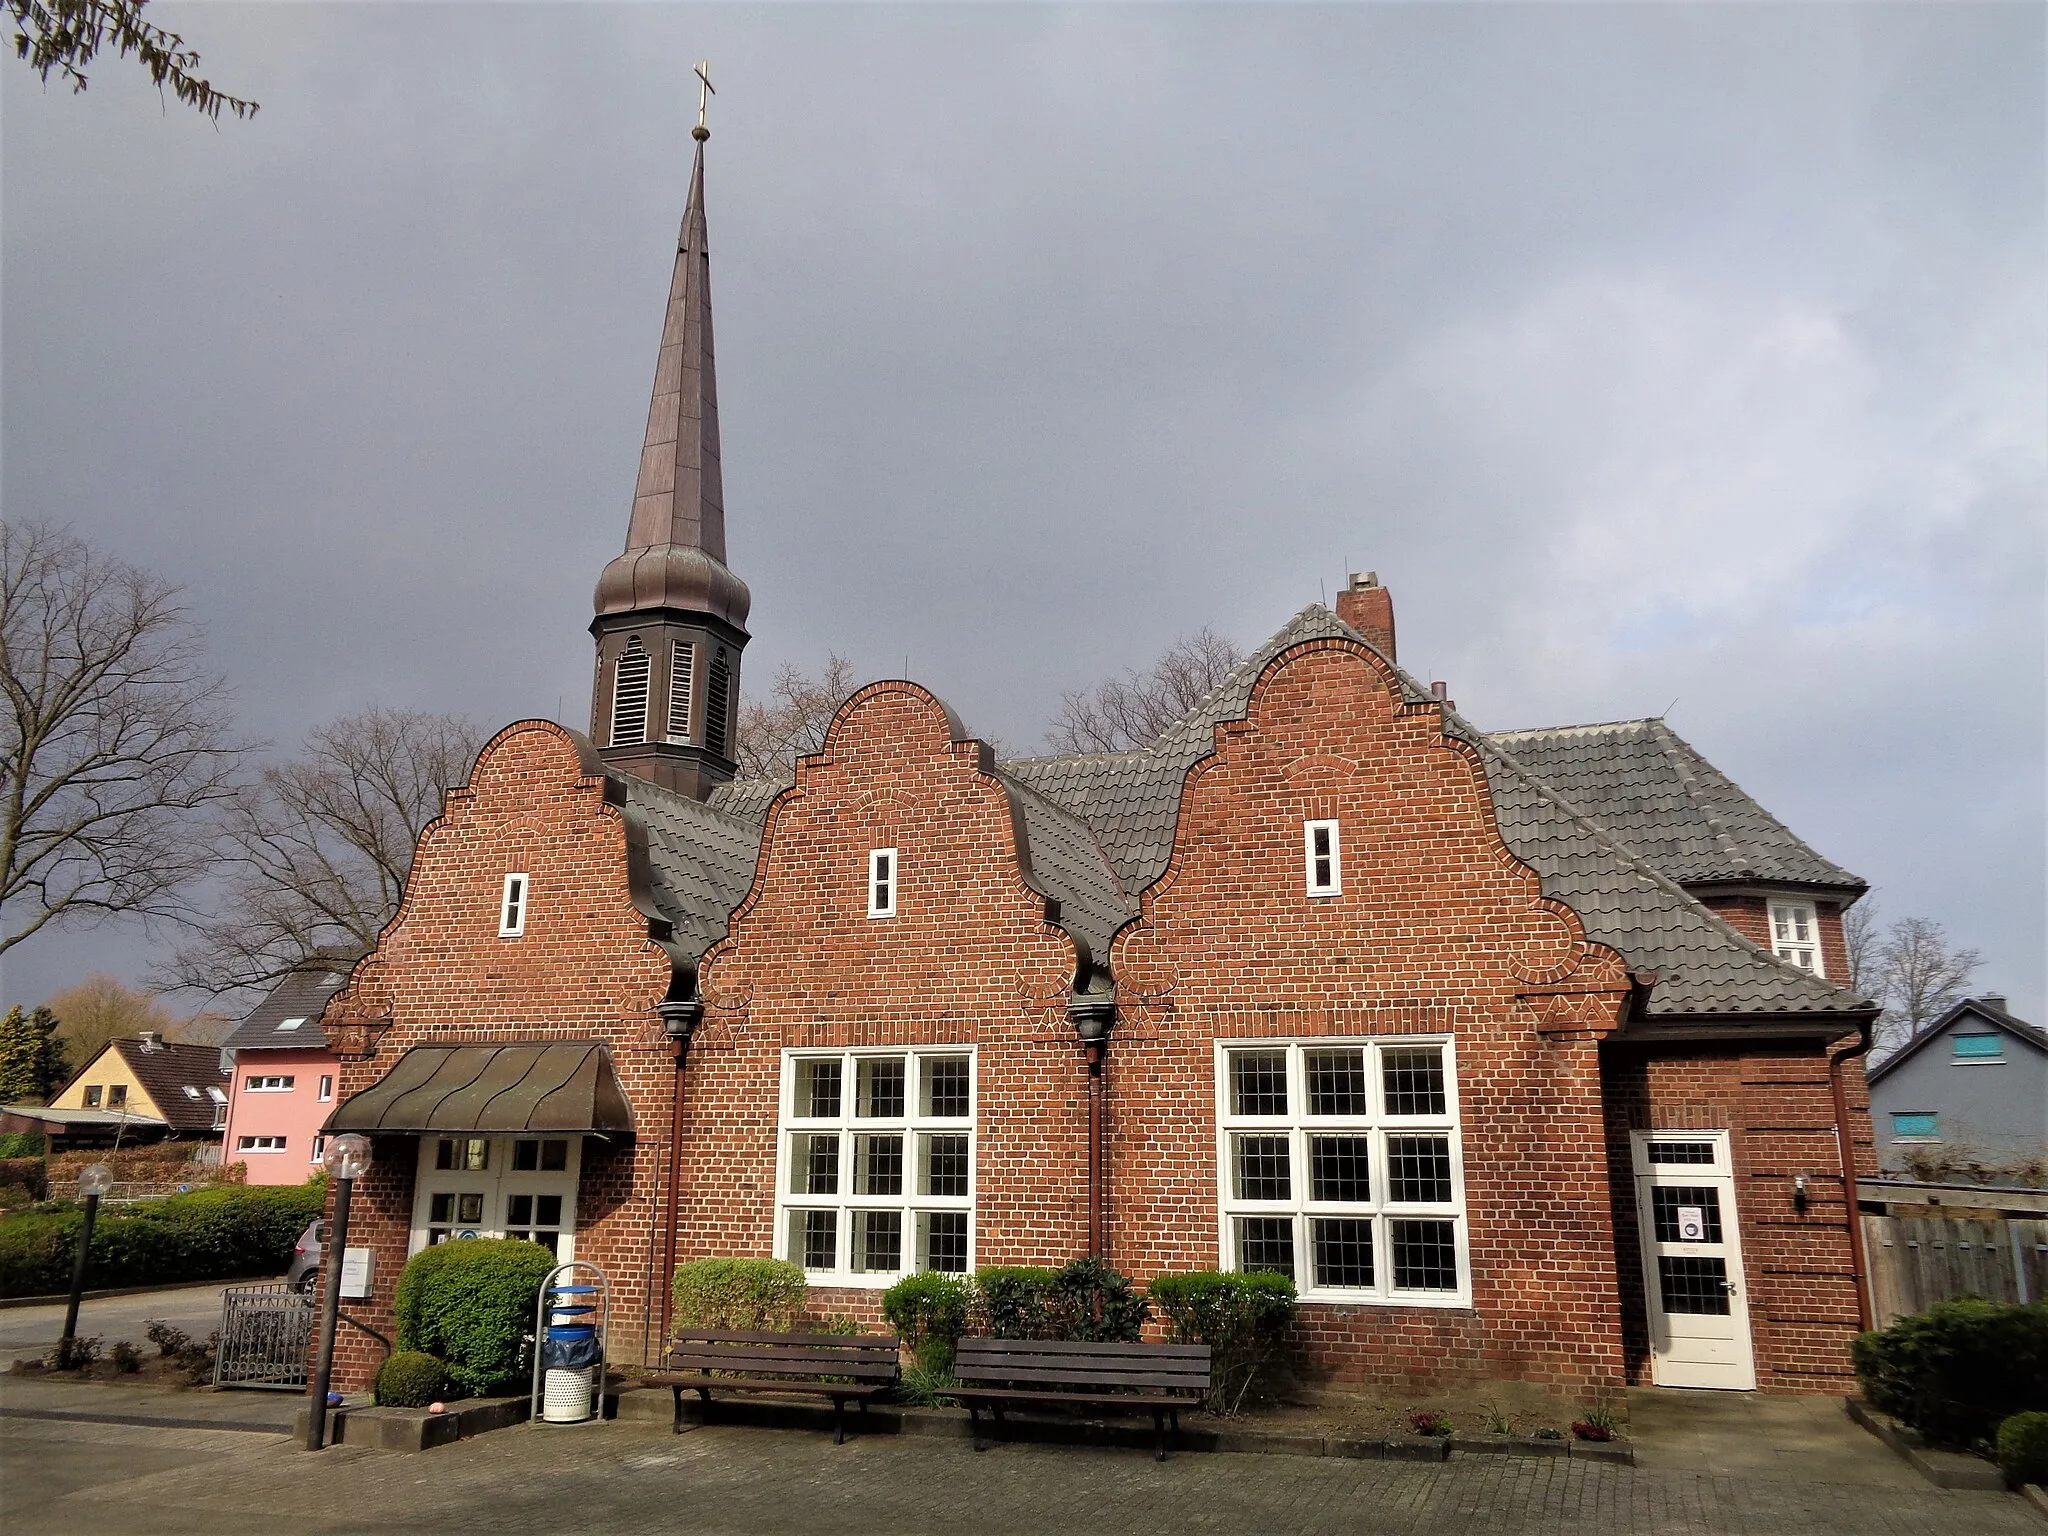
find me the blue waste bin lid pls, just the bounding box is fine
[550,1285,599,1295]
[547,1324,597,1340]
[549,1306,595,1317]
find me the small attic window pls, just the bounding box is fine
[1952,1033,2004,1063]
[1769,901,1824,976]
[206,1086,228,1104]
[183,1085,202,1100]
[1304,820,1341,897]
[501,873,529,937]
[869,849,897,919]
[277,1017,306,1031]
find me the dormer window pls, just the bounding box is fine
[869,849,897,919]
[1769,901,1823,974]
[500,873,529,937]
[1304,820,1342,897]
[666,640,696,742]
[610,638,651,746]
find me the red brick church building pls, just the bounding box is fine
[316,124,1880,1401]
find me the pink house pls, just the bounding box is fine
[219,966,348,1185]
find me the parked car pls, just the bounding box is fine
[288,1219,324,1292]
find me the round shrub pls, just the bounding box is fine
[1852,1298,2048,1448]
[1046,1258,1150,1343]
[376,1350,450,1408]
[970,1266,1057,1339]
[882,1271,969,1372]
[1998,1411,2048,1487]
[671,1257,807,1332]
[394,1238,556,1397]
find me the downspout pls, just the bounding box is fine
[1828,1017,1877,1334]
[1069,995,1116,1261]
[655,995,702,1356]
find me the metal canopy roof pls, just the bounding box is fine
[325,1043,634,1136]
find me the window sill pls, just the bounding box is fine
[794,1271,968,1290]
[1294,1291,1475,1311]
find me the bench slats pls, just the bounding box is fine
[955,1339,1210,1360]
[666,1350,897,1374]
[954,1366,1207,1392]
[670,1329,899,1350]
[951,1386,1191,1406]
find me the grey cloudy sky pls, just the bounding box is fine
[4,3,2042,1018]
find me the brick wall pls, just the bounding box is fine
[317,721,681,1388]
[1109,639,1634,1396]
[1601,1041,1876,1393]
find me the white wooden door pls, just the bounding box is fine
[409,1135,580,1261]
[1631,1131,1756,1390]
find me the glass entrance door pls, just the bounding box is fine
[1630,1131,1756,1390]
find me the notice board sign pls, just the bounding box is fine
[340,1246,375,1300]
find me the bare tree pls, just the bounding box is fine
[735,655,858,782]
[40,973,176,1074]
[0,522,249,960]
[1044,627,1244,754]
[9,0,256,120]
[1843,899,1881,996]
[159,707,485,997]
[1867,915,1983,1056]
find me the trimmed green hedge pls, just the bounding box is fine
[970,1266,1058,1339]
[395,1238,555,1398]
[1149,1270,1297,1413]
[0,1182,323,1298]
[1852,1298,2048,1449]
[671,1257,807,1332]
[882,1271,970,1371]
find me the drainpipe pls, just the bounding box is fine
[655,997,702,1355]
[1828,1018,1877,1333]
[1069,996,1116,1261]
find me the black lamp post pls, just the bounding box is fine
[57,1162,114,1366]
[1070,999,1116,1260]
[306,1132,373,1450]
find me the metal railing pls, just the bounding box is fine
[214,1281,314,1391]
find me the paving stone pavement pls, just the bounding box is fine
[3,1409,2041,1536]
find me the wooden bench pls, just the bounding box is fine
[647,1330,901,1444]
[951,1338,1212,1460]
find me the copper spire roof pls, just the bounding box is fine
[594,127,751,630]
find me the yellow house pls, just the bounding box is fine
[34,1032,229,1144]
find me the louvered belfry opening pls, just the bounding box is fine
[705,647,730,756]
[611,639,652,746]
[667,640,695,742]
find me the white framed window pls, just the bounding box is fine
[610,637,651,746]
[500,873,529,937]
[310,1135,327,1164]
[868,849,897,918]
[237,1135,287,1154]
[318,1075,334,1102]
[409,1134,580,1258]
[775,1048,974,1285]
[1215,1038,1469,1307]
[1769,900,1824,974]
[182,1085,202,1100]
[245,1075,295,1092]
[666,639,696,742]
[277,1017,306,1032]
[1304,820,1342,897]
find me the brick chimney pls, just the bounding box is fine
[1336,571,1396,660]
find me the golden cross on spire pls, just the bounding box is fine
[693,60,715,140]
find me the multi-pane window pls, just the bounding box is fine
[869,849,897,918]
[245,1075,296,1092]
[501,873,528,937]
[778,1049,974,1283]
[667,640,696,742]
[1217,1039,1467,1305]
[1768,901,1824,974]
[238,1135,287,1153]
[1303,820,1342,897]
[611,638,651,746]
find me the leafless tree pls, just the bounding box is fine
[734,655,858,782]
[158,707,485,997]
[1043,627,1244,755]
[0,522,249,960]
[1843,899,1881,996]
[1862,914,1984,1057]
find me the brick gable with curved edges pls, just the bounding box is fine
[694,682,1094,1315]
[316,720,682,1386]
[1110,637,1635,1394]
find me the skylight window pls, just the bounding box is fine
[277,1017,306,1031]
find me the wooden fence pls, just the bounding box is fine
[1862,1215,2048,1326]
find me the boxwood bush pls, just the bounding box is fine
[375,1349,449,1408]
[1148,1270,1298,1413]
[1999,1411,2048,1487]
[1852,1298,2048,1449]
[394,1238,556,1397]
[0,1182,323,1298]
[961,1259,1149,1343]
[969,1266,1058,1339]
[671,1257,807,1332]
[882,1271,969,1372]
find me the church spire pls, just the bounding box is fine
[590,64,751,800]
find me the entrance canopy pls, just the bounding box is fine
[325,1043,634,1137]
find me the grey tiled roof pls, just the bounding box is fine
[621,774,767,961]
[1486,717,1864,892]
[223,966,351,1052]
[706,776,783,828]
[993,769,1135,983]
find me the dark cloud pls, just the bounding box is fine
[4,4,2040,1015]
